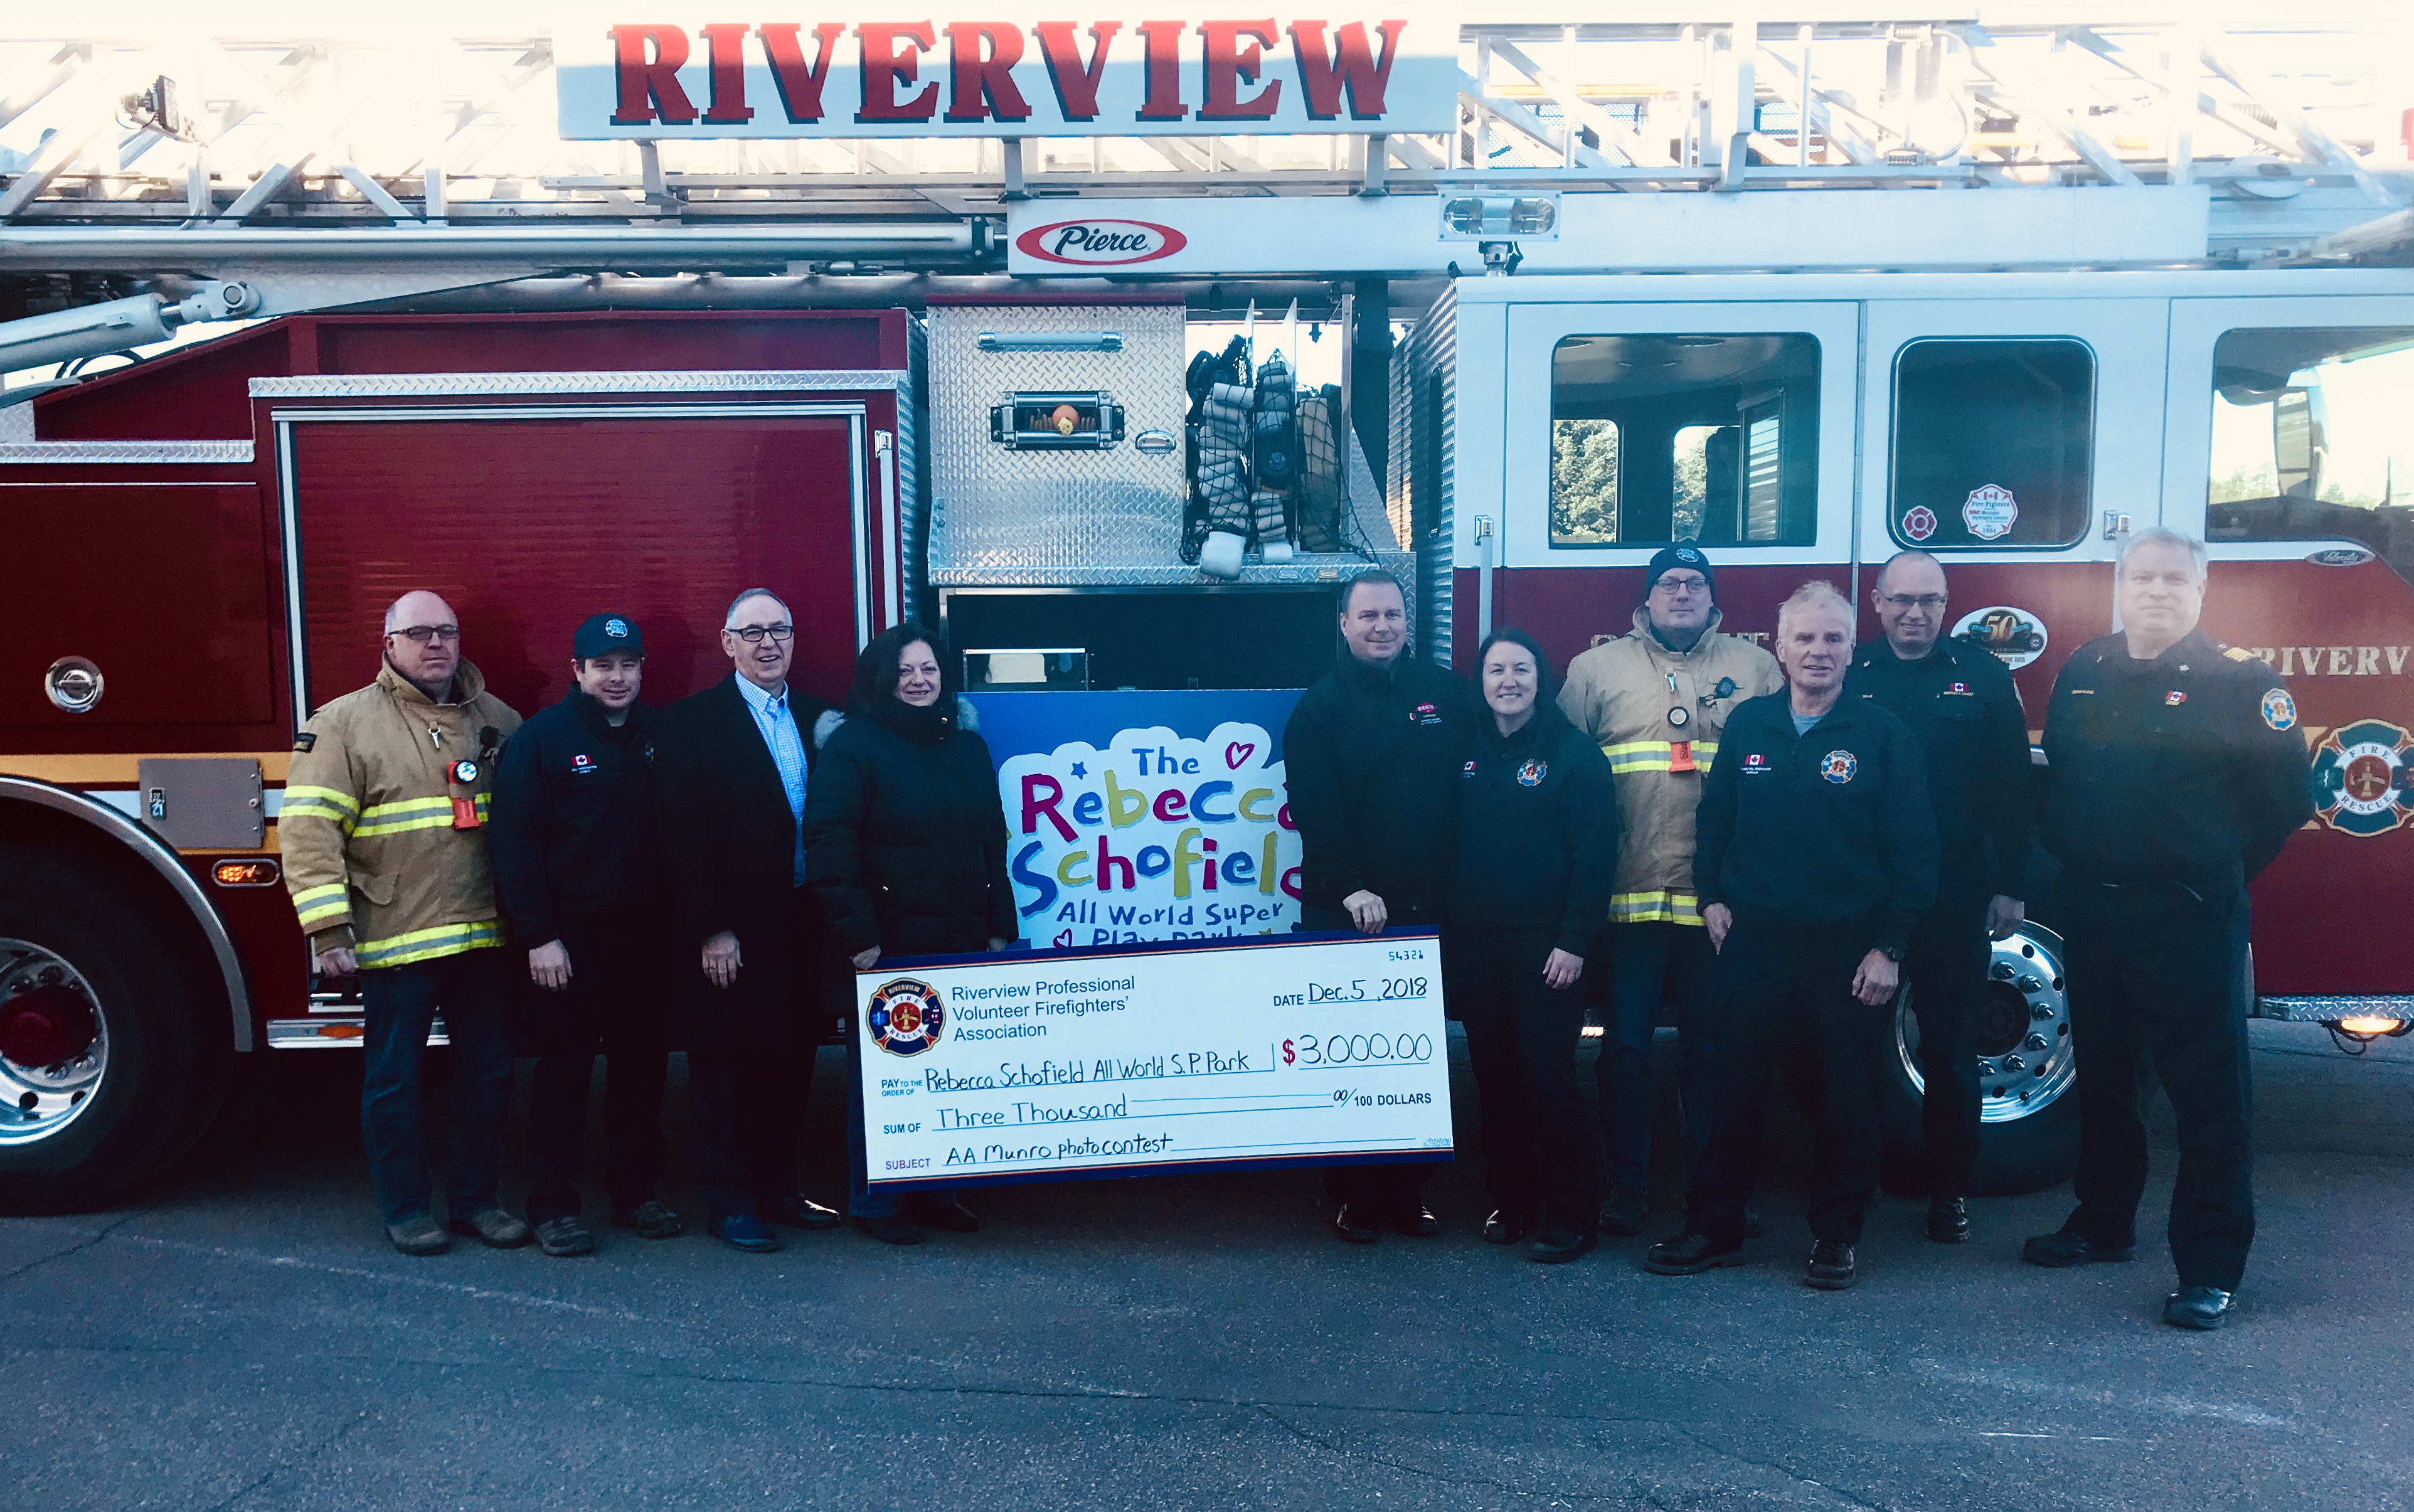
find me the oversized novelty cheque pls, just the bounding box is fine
[856,932,1453,1190]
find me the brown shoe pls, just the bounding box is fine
[449,1207,533,1248]
[386,1213,449,1257]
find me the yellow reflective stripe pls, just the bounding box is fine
[290,883,346,906]
[278,802,356,830]
[1602,740,1718,774]
[283,785,359,816]
[358,796,454,823]
[291,882,349,927]
[295,900,350,927]
[351,794,489,837]
[1608,891,1702,925]
[354,920,502,969]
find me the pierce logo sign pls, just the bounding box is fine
[1016,218,1186,266]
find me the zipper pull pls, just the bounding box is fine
[429,725,441,747]
[1666,672,1678,693]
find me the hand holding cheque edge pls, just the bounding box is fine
[1704,902,1896,1006]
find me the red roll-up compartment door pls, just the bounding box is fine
[282,402,881,719]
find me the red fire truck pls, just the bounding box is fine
[3,13,2411,1209]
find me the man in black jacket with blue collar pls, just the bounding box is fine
[1846,550,2035,1244]
[1648,582,1938,1291]
[656,589,848,1252]
[490,614,681,1257]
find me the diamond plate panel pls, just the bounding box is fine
[927,304,1191,573]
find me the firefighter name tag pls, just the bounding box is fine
[854,932,1454,1190]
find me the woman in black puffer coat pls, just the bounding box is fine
[806,621,1017,1243]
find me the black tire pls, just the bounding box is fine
[0,843,232,1213]
[1879,924,2082,1198]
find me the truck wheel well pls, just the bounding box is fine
[0,787,247,1051]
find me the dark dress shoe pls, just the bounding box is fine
[1395,1205,1440,1238]
[767,1194,844,1230]
[913,1198,981,1233]
[2023,1229,2138,1268]
[857,1212,926,1246]
[709,1214,782,1253]
[1529,1228,1598,1265]
[386,1213,449,1257]
[1927,1197,1972,1245]
[1598,1186,1649,1238]
[612,1200,684,1240]
[1645,1231,1747,1275]
[1804,1240,1858,1290]
[2165,1286,2234,1330]
[1483,1208,1536,1245]
[533,1217,595,1257]
[1330,1203,1379,1245]
[1742,1208,1765,1240]
[449,1207,533,1248]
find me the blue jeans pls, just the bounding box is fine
[1597,921,1721,1193]
[358,947,516,1226]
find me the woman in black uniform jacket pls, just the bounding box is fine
[806,621,1017,1243]
[1447,628,1620,1263]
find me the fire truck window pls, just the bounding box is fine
[2208,327,2414,576]
[1890,339,2093,550]
[1550,333,1819,547]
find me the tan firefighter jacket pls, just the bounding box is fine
[1556,607,1783,927]
[280,660,523,970]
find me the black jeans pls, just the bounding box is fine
[1687,919,1889,1247]
[358,947,516,1226]
[1299,902,1445,1215]
[522,917,671,1225]
[1902,894,1988,1201]
[1597,921,1720,1192]
[1448,929,1600,1233]
[2060,883,2257,1291]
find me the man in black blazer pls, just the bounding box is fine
[656,588,846,1251]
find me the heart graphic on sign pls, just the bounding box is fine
[1225,742,1255,770]
[1053,929,1075,948]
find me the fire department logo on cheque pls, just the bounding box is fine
[866,978,947,1057]
[2310,720,2414,838]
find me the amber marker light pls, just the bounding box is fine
[211,859,282,887]
[2336,1016,2406,1036]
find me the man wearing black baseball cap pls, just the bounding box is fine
[489,613,683,1255]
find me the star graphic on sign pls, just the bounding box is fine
[1071,762,1087,777]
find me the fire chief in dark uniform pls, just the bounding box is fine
[1647,582,1937,1291]
[1846,550,2034,1244]
[2026,528,2311,1331]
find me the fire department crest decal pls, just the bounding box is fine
[1961,484,2019,541]
[1516,759,1548,787]
[866,978,947,1057]
[1819,750,1858,784]
[2310,720,2414,838]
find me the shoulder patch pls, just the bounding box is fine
[2223,646,2255,663]
[2260,688,2297,732]
[292,732,316,753]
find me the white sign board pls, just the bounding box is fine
[855,931,1454,1188]
[556,9,1460,139]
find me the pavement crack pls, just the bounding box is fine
[201,1410,368,1511]
[0,1210,142,1286]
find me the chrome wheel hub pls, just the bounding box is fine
[0,938,111,1145]
[1896,924,2075,1125]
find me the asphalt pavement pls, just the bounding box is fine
[6,1020,2411,1510]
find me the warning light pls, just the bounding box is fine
[211,859,282,887]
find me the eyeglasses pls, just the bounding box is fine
[1878,594,1948,612]
[728,624,795,644]
[1653,573,1710,594]
[390,625,460,645]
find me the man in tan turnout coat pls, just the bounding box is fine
[1558,546,1782,1236]
[282,590,526,1257]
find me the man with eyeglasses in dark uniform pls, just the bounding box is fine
[656,589,848,1252]
[1844,550,2034,1245]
